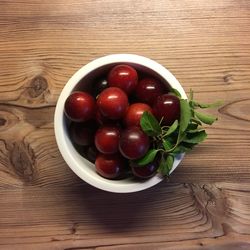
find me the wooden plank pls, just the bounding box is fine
[0,1,250,106]
[0,183,250,249]
[0,0,250,249]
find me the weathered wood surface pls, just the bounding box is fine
[0,0,250,249]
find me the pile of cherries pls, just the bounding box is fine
[64,64,180,180]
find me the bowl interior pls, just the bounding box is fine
[55,54,186,193]
[72,63,170,93]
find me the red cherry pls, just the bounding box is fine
[93,78,108,96]
[119,127,150,160]
[95,109,112,125]
[135,77,167,105]
[86,145,98,163]
[95,153,126,179]
[64,91,96,122]
[95,125,121,154]
[124,103,153,128]
[108,64,138,94]
[69,121,97,146]
[130,160,158,179]
[153,94,180,125]
[97,87,128,120]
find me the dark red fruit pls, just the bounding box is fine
[135,77,167,105]
[124,103,153,128]
[130,160,158,179]
[119,127,150,160]
[95,125,121,154]
[97,87,128,120]
[64,91,96,122]
[95,109,112,125]
[108,64,138,94]
[94,78,108,96]
[153,94,180,125]
[69,121,97,146]
[95,153,126,179]
[86,145,98,163]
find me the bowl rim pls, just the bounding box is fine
[54,54,187,193]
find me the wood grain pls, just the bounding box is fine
[0,0,250,249]
[1,183,250,249]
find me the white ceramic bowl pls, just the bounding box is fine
[54,54,187,193]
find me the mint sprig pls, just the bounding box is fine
[134,89,222,176]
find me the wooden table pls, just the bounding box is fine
[0,1,250,249]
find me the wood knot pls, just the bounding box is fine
[70,223,79,235]
[223,73,233,84]
[190,184,226,216]
[0,118,6,126]
[10,142,36,183]
[0,109,20,132]
[28,76,48,98]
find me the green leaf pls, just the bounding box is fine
[186,123,203,134]
[182,142,196,149]
[187,129,204,134]
[158,157,165,173]
[187,123,199,130]
[183,130,207,144]
[194,111,218,125]
[170,88,182,98]
[163,139,173,151]
[190,100,223,109]
[176,131,187,146]
[191,117,202,125]
[172,144,192,154]
[136,149,159,166]
[164,120,178,137]
[179,99,191,133]
[158,154,174,176]
[166,154,174,172]
[140,111,162,136]
[165,134,178,146]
